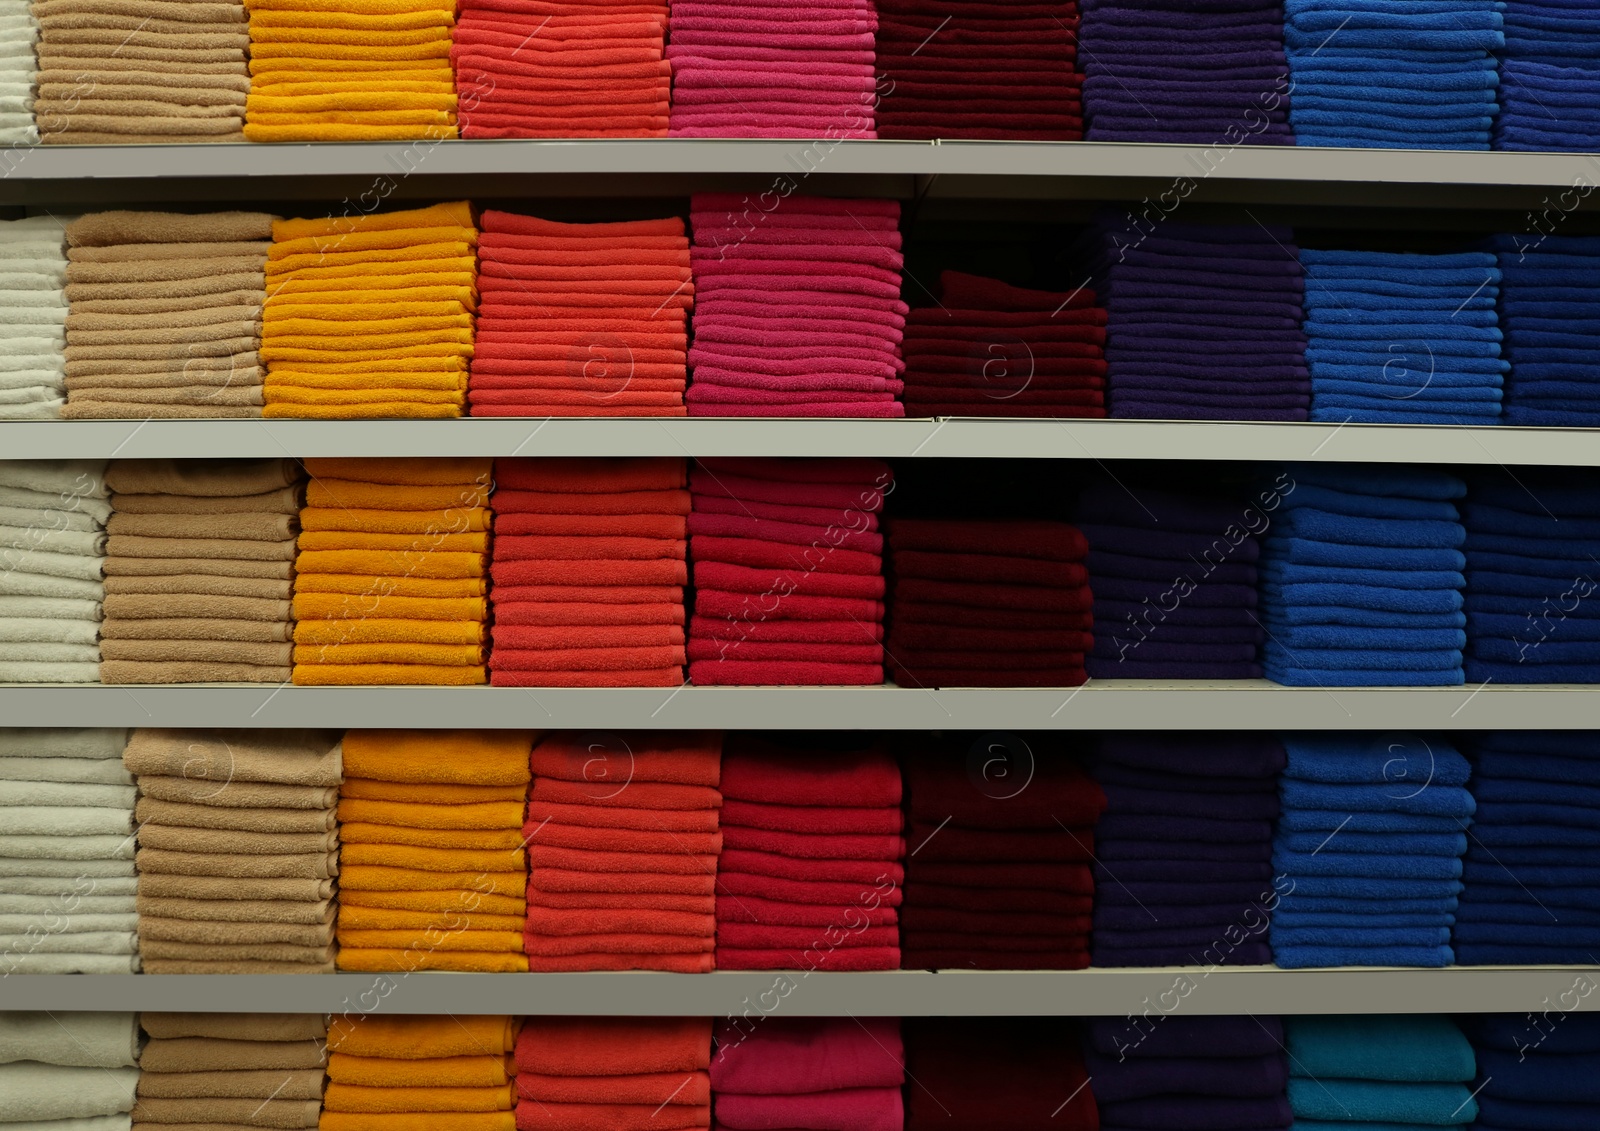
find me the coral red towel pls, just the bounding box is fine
[516,1017,711,1128]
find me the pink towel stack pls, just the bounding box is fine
[666,0,879,138]
[686,194,907,418]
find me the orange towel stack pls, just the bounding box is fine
[514,1018,711,1131]
[292,457,491,686]
[335,729,533,973]
[261,202,477,418]
[323,1014,519,1131]
[523,732,722,971]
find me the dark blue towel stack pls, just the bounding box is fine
[1464,1013,1600,1131]
[1087,220,1310,421]
[1258,465,1468,687]
[1496,0,1600,151]
[1270,735,1473,969]
[1456,732,1600,966]
[1301,249,1506,424]
[1284,0,1504,150]
[1492,234,1600,426]
[1077,0,1293,143]
[1090,734,1285,967]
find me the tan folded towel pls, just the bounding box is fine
[37,98,241,120]
[66,274,269,303]
[37,57,252,75]
[60,403,261,420]
[99,660,293,684]
[141,958,336,974]
[105,575,292,599]
[100,618,293,641]
[99,639,293,665]
[139,1035,328,1073]
[72,243,268,264]
[43,129,247,143]
[136,873,335,901]
[66,307,264,331]
[135,847,338,879]
[107,458,298,497]
[62,388,263,408]
[103,593,292,619]
[133,775,337,810]
[69,321,262,347]
[105,536,297,562]
[37,69,251,91]
[137,896,335,925]
[68,258,266,284]
[136,825,338,854]
[138,916,335,946]
[37,46,248,66]
[38,12,246,32]
[32,0,248,25]
[103,558,293,580]
[138,1013,327,1042]
[43,29,249,49]
[67,366,265,388]
[69,211,274,248]
[135,798,336,835]
[125,728,340,786]
[137,1068,325,1099]
[65,338,260,361]
[134,941,335,972]
[107,512,294,541]
[69,293,263,317]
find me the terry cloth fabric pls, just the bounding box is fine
[1079,0,1293,144]
[0,729,136,974]
[715,734,903,971]
[489,458,689,687]
[1285,1016,1477,1129]
[335,729,532,972]
[137,1013,326,1131]
[904,1018,1096,1131]
[711,1017,904,1131]
[0,0,38,145]
[0,459,109,682]
[261,201,477,418]
[0,1011,138,1128]
[1490,233,1600,426]
[324,1014,519,1131]
[292,457,491,685]
[685,194,907,418]
[468,211,691,417]
[1301,248,1505,424]
[34,0,248,144]
[1270,735,1474,969]
[127,728,341,974]
[61,211,274,420]
[0,215,66,418]
[900,736,1105,970]
[453,0,669,138]
[1257,464,1469,687]
[516,1017,709,1131]
[687,457,892,686]
[898,271,1108,419]
[1463,1012,1600,1130]
[99,459,303,684]
[667,0,876,138]
[523,730,722,971]
[244,0,457,142]
[1284,0,1503,150]
[1086,1016,1291,1131]
[1083,218,1311,421]
[1495,0,1600,151]
[1090,734,1285,967]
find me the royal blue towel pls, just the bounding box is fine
[1282,733,1472,784]
[1276,942,1456,967]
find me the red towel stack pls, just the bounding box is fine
[452,0,671,138]
[488,458,690,687]
[715,735,904,971]
[523,732,722,972]
[468,211,693,417]
[711,1018,905,1131]
[687,458,893,686]
[515,1018,712,1131]
[686,194,907,417]
[886,518,1094,687]
[901,271,1109,418]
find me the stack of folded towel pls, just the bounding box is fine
[490,458,688,687]
[1496,0,1600,150]
[515,1018,710,1131]
[0,1012,138,1130]
[1091,734,1285,966]
[1284,0,1504,149]
[469,211,691,416]
[524,731,721,971]
[138,1013,326,1131]
[711,1018,904,1131]
[1080,0,1293,143]
[716,734,903,971]
[293,457,491,685]
[667,0,877,138]
[336,729,532,972]
[0,0,37,145]
[1258,465,1469,686]
[899,271,1108,418]
[1270,734,1473,968]
[262,202,476,418]
[0,216,66,418]
[324,1015,518,1131]
[62,210,271,418]
[0,460,108,683]
[453,0,670,137]
[1284,1016,1478,1131]
[1301,248,1505,424]
[905,1019,1097,1131]
[245,0,458,142]
[1088,219,1310,420]
[126,728,341,974]
[1085,1017,1291,1131]
[0,728,134,975]
[688,458,891,685]
[1455,732,1600,964]
[100,459,301,684]
[902,738,1105,969]
[687,194,906,417]
[1463,1013,1600,1131]
[1491,233,1600,426]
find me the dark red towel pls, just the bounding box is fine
[903,1018,1098,1130]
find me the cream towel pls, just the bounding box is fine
[0,931,136,953]
[0,524,106,555]
[0,856,135,877]
[0,573,104,602]
[0,953,138,973]
[0,596,102,620]
[0,758,131,784]
[0,642,102,662]
[0,487,108,525]
[0,503,96,530]
[0,780,133,807]
[0,1062,138,1120]
[0,1013,139,1067]
[0,893,137,912]
[0,617,100,643]
[0,834,136,859]
[0,912,138,933]
[0,805,133,833]
[0,728,127,757]
[0,459,107,498]
[0,661,100,682]
[0,1117,130,1131]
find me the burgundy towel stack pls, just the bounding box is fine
[711,1018,905,1131]
[688,458,893,685]
[687,194,907,417]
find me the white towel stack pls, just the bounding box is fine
[0,216,68,419]
[0,728,136,974]
[0,0,39,146]
[0,1012,140,1130]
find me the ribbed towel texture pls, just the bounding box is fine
[515,1018,709,1131]
[324,1014,518,1131]
[1491,233,1600,425]
[0,0,38,145]
[468,211,692,417]
[715,734,903,971]
[127,728,341,973]
[1285,1015,1478,1128]
[454,0,669,138]
[335,730,532,971]
[1086,1016,1291,1131]
[905,1019,1097,1131]
[0,1011,138,1126]
[686,194,906,417]
[1464,1012,1600,1131]
[137,1012,326,1130]
[524,731,721,970]
[0,728,135,973]
[1495,0,1600,151]
[711,1018,904,1131]
[0,215,66,417]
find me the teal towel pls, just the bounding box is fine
[1292,1124,1470,1131]
[1286,1015,1477,1081]
[1287,1079,1478,1124]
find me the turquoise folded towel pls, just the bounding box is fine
[1286,1015,1477,1081]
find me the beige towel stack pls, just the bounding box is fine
[127,728,342,974]
[0,215,67,420]
[62,210,274,419]
[33,0,250,144]
[136,1013,326,1131]
[101,459,303,684]
[0,2,38,145]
